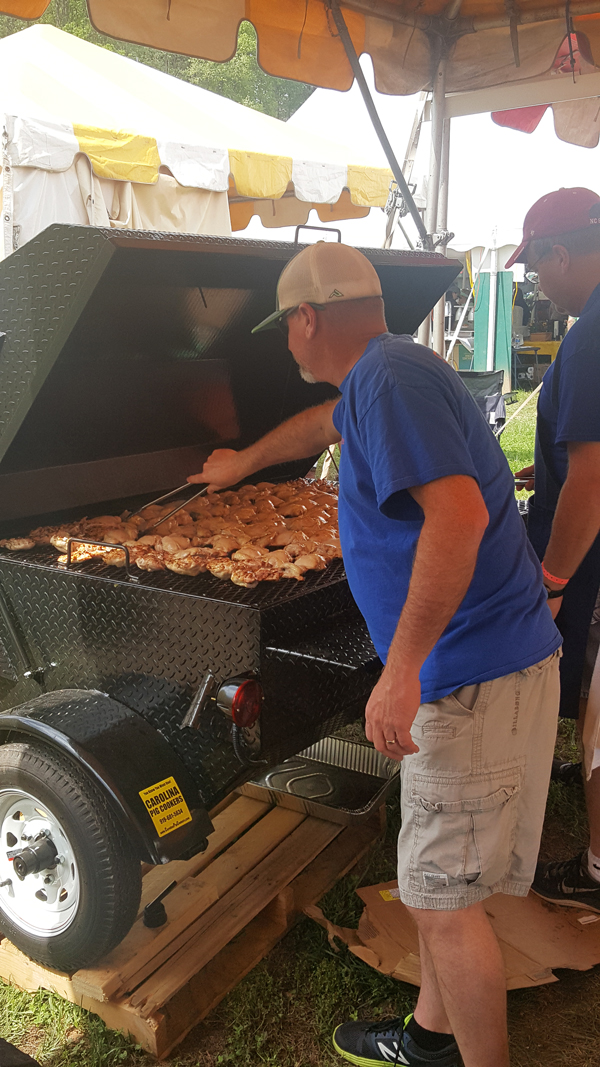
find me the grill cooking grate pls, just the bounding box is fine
[0,543,347,609]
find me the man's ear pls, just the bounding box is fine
[552,244,570,274]
[296,302,319,338]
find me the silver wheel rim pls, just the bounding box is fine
[0,789,80,937]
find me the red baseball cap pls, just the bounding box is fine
[506,186,600,268]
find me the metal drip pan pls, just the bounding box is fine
[238,736,400,824]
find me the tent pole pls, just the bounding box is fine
[418,55,447,347]
[432,116,451,356]
[328,1,431,249]
[487,230,499,371]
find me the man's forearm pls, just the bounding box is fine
[241,399,340,473]
[543,475,600,579]
[384,514,485,679]
[190,398,341,488]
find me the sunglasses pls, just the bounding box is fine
[276,303,326,337]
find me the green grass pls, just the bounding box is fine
[2,388,594,1066]
[501,388,538,499]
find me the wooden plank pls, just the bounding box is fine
[154,898,293,1058]
[74,805,305,1003]
[138,795,269,911]
[72,878,219,1003]
[0,940,75,1001]
[129,815,342,1017]
[142,814,383,1058]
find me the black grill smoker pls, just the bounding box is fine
[0,225,459,970]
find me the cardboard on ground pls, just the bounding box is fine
[306,881,600,989]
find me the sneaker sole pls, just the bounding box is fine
[530,886,600,913]
[332,1032,402,1067]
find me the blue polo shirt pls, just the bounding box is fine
[332,333,560,702]
[530,283,600,554]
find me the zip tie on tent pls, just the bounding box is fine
[1,124,14,261]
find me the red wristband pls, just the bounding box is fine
[541,562,569,587]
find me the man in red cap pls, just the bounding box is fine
[510,187,600,910]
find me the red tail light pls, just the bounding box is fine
[230,680,263,728]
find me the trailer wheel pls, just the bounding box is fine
[0,741,142,971]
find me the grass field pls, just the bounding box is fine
[2,388,598,1067]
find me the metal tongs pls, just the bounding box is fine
[125,482,211,533]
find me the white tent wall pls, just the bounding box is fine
[0,157,232,258]
[0,163,232,257]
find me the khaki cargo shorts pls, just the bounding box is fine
[397,651,560,910]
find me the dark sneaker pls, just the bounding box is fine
[550,758,583,785]
[333,1014,459,1067]
[532,851,600,912]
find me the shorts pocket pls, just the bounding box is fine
[407,766,522,892]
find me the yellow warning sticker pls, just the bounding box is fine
[139,776,192,838]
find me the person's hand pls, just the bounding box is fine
[365,669,421,762]
[187,448,250,492]
[547,594,563,620]
[514,464,534,492]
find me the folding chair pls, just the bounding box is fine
[457,369,506,437]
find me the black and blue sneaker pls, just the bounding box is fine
[532,851,600,912]
[333,1014,459,1067]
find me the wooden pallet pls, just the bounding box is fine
[0,793,384,1059]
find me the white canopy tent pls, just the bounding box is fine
[0,25,393,258]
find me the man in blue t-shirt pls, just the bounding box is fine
[190,242,560,1067]
[510,187,600,914]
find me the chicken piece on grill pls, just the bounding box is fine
[165,555,207,577]
[135,551,168,571]
[100,524,139,544]
[293,553,327,573]
[50,531,76,552]
[0,537,36,551]
[284,539,316,558]
[278,503,306,518]
[56,547,97,564]
[206,557,236,579]
[287,515,326,531]
[210,535,241,554]
[188,503,211,520]
[160,535,191,553]
[255,499,276,514]
[264,549,292,566]
[152,519,178,536]
[232,545,269,561]
[314,539,342,559]
[174,524,197,539]
[27,525,64,545]
[205,503,229,518]
[269,528,306,548]
[230,563,279,588]
[238,484,257,498]
[221,491,242,506]
[136,535,163,547]
[229,506,257,523]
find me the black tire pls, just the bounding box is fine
[0,741,142,971]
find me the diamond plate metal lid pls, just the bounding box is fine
[0,225,459,503]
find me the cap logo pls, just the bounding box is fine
[589,202,600,225]
[329,289,344,298]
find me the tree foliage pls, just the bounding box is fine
[0,0,314,120]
